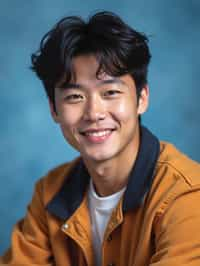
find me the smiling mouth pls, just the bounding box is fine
[80,129,115,143]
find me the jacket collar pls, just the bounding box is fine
[46,126,160,220]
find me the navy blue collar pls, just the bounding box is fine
[46,126,160,220]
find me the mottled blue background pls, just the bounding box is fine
[0,0,199,254]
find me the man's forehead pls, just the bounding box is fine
[56,55,107,87]
[57,54,135,89]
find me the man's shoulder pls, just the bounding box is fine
[147,141,200,215]
[157,141,200,187]
[35,156,81,205]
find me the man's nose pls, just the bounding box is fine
[83,95,106,122]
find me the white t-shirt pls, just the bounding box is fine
[88,179,126,266]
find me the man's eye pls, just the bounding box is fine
[65,94,84,102]
[104,90,122,97]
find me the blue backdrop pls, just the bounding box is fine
[0,0,199,253]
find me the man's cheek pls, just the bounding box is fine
[114,102,136,121]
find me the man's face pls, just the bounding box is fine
[50,55,149,163]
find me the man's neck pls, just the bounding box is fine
[83,128,140,197]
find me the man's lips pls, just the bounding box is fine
[80,128,115,136]
[79,128,116,143]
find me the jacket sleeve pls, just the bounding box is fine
[0,179,53,265]
[149,188,200,266]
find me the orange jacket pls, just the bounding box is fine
[1,127,200,266]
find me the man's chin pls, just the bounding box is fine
[81,149,117,163]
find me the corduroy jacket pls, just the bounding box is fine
[1,127,200,266]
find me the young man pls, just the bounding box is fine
[1,11,200,266]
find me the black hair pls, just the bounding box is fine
[31,11,151,111]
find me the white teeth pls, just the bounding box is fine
[86,130,111,137]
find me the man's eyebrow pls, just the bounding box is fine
[97,78,125,86]
[58,82,83,90]
[57,77,126,90]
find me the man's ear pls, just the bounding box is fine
[48,99,60,123]
[137,85,149,115]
